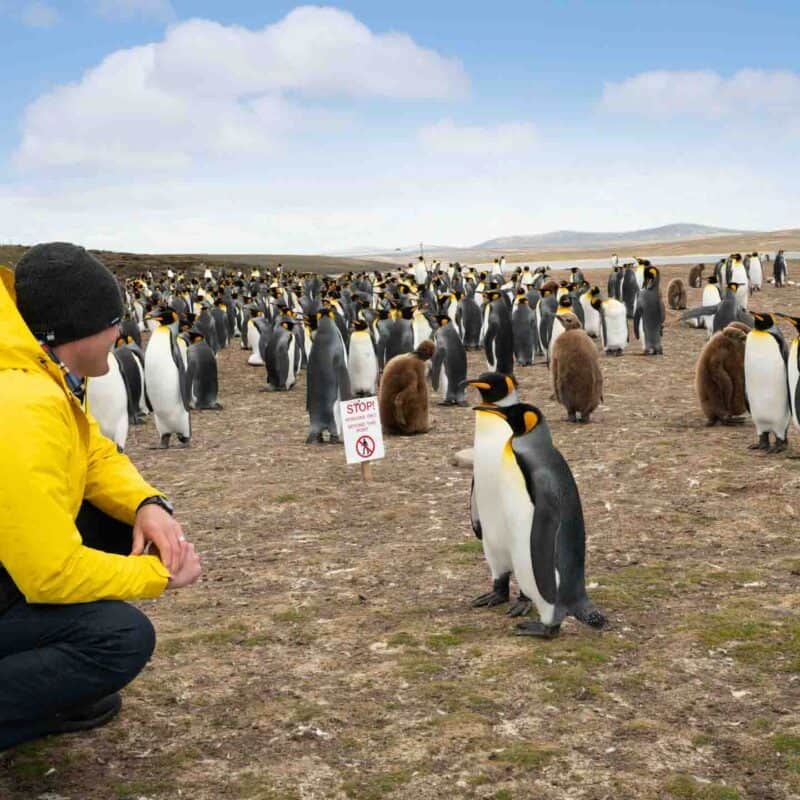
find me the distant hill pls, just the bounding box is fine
[338,223,757,260]
[471,223,750,252]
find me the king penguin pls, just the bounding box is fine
[144,307,191,448]
[465,372,530,617]
[633,266,665,355]
[186,329,222,410]
[481,290,514,374]
[306,309,352,443]
[348,319,379,397]
[474,402,606,638]
[430,314,468,405]
[745,312,790,453]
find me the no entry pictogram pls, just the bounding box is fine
[356,434,375,458]
[341,396,385,467]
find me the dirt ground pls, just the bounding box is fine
[2,262,799,800]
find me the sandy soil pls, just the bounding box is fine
[1,262,799,800]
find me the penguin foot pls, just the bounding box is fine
[506,594,532,618]
[514,621,561,639]
[471,590,510,608]
[156,434,171,450]
[721,417,746,426]
[768,439,788,454]
[305,432,324,444]
[704,418,719,427]
[328,434,341,444]
[748,433,771,451]
[176,435,191,448]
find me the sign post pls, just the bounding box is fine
[341,397,385,481]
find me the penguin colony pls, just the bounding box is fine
[79,247,793,642]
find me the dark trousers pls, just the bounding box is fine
[0,502,156,750]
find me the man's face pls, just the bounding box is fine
[54,323,121,378]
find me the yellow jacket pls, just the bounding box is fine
[0,267,170,603]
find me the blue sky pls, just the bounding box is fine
[0,1,797,252]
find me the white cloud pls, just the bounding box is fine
[15,6,468,170]
[600,69,800,118]
[417,119,537,157]
[94,0,175,21]
[20,1,59,27]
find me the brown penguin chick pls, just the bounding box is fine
[667,278,687,309]
[550,321,603,423]
[379,339,435,435]
[688,263,705,288]
[695,324,748,426]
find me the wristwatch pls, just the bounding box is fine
[137,495,174,516]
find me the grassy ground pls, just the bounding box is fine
[1,262,799,799]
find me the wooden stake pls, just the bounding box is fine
[360,461,373,482]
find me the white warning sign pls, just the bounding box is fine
[341,396,385,465]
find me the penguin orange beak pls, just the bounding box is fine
[465,380,492,390]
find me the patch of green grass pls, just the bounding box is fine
[157,621,250,655]
[234,772,300,800]
[398,652,446,679]
[387,631,418,647]
[455,539,484,554]
[274,493,297,503]
[695,606,800,671]
[342,769,413,800]
[492,742,554,769]
[664,774,740,799]
[5,741,72,780]
[692,733,714,747]
[272,606,314,624]
[494,791,513,800]
[113,778,176,799]
[773,734,800,773]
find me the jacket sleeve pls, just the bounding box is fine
[0,377,170,603]
[83,411,164,525]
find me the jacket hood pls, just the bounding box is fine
[0,267,70,392]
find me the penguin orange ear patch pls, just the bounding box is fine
[523,410,539,432]
[504,375,515,393]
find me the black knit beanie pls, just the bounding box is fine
[15,242,124,346]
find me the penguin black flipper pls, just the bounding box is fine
[522,470,559,606]
[169,331,192,412]
[483,325,497,369]
[430,345,445,392]
[113,349,137,424]
[469,477,482,540]
[681,304,720,322]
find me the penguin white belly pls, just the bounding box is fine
[247,321,264,364]
[701,286,720,334]
[745,333,790,436]
[177,337,188,369]
[412,315,432,349]
[789,339,800,430]
[750,259,763,289]
[472,415,514,579]
[582,299,601,337]
[548,316,567,359]
[286,337,297,390]
[731,266,748,308]
[87,354,129,450]
[414,265,427,285]
[494,443,558,624]
[348,335,378,395]
[603,301,627,350]
[438,363,449,399]
[145,328,189,437]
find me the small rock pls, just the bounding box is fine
[451,448,474,469]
